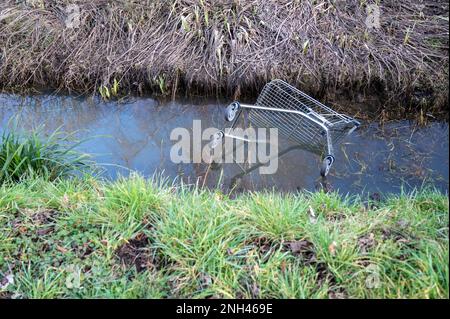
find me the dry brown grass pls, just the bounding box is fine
[0,1,448,114]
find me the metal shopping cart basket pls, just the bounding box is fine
[210,79,360,177]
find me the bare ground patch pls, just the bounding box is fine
[116,233,157,273]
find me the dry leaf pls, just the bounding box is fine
[62,193,70,207]
[199,273,212,288]
[18,226,28,234]
[308,206,317,224]
[56,245,69,253]
[288,240,312,254]
[251,282,260,298]
[280,260,287,273]
[328,241,337,256]
[0,273,14,290]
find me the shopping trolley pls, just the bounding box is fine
[210,79,360,177]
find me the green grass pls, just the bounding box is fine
[0,175,448,299]
[0,1,448,120]
[0,123,92,184]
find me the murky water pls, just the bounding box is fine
[0,93,448,195]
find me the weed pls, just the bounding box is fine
[0,178,447,298]
[0,122,93,184]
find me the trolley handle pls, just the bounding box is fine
[239,103,330,130]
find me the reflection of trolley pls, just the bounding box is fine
[210,79,360,177]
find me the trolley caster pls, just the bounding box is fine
[225,102,240,122]
[210,160,222,170]
[209,130,224,149]
[320,155,335,177]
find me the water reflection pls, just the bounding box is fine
[0,93,448,195]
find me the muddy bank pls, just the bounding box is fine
[0,1,448,117]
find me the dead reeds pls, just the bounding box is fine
[0,0,448,116]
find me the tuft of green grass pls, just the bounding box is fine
[237,192,310,241]
[153,189,247,298]
[0,123,93,184]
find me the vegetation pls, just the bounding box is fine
[0,123,92,184]
[0,125,447,299]
[0,1,448,117]
[0,174,448,299]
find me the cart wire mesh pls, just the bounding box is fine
[248,79,357,155]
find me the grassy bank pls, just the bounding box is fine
[0,175,448,299]
[0,88,448,299]
[0,1,448,117]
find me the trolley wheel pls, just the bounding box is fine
[320,155,335,177]
[209,130,224,149]
[225,102,240,122]
[210,160,222,170]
